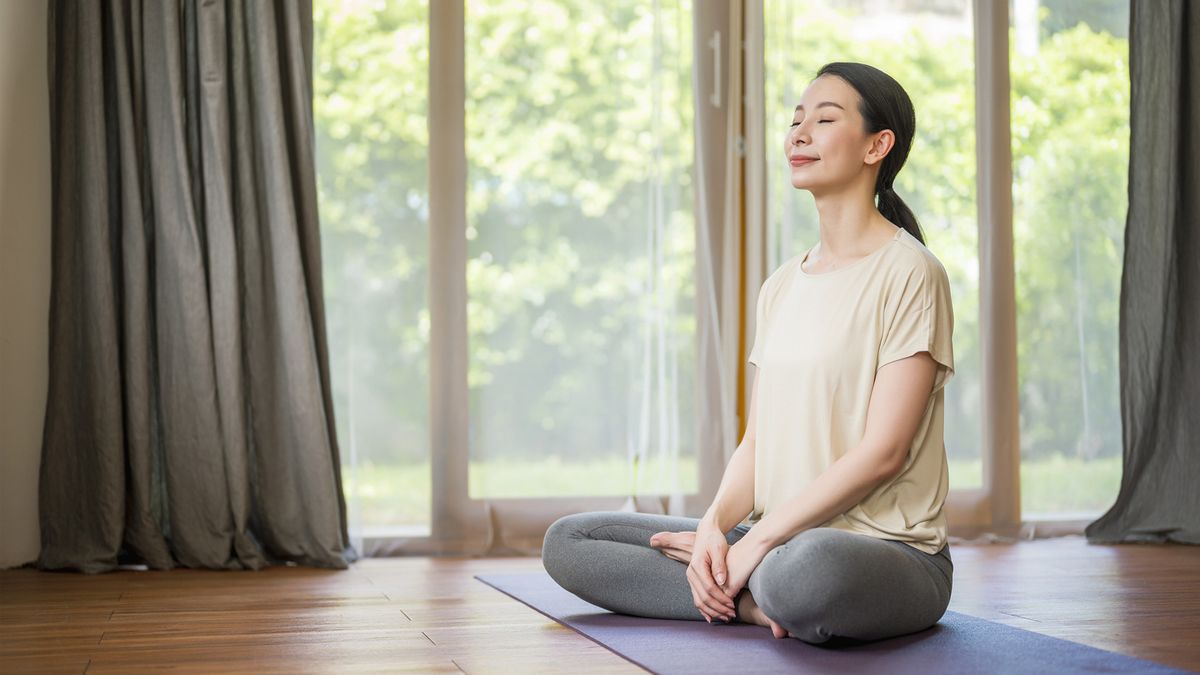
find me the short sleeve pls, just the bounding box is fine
[877,263,955,393]
[747,275,772,367]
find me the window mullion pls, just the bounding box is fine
[972,0,1021,536]
[428,0,471,542]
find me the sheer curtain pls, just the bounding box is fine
[464,0,698,519]
[314,0,740,554]
[1010,1,1130,520]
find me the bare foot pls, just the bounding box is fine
[737,590,794,639]
[649,531,696,564]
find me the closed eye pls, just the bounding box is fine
[789,120,833,127]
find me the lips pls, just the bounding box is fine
[789,156,818,166]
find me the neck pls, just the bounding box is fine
[809,181,895,259]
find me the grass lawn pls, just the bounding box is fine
[344,454,1121,531]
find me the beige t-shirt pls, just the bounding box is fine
[746,226,954,555]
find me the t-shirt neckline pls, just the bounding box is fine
[798,227,903,277]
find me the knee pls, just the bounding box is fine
[541,513,589,588]
[749,530,854,642]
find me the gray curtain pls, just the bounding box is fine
[38,0,354,572]
[1085,0,1199,546]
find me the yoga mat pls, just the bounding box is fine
[476,572,1193,675]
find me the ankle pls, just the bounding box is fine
[735,589,761,625]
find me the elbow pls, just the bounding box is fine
[880,459,905,482]
[871,444,909,481]
[882,447,910,479]
[860,429,912,480]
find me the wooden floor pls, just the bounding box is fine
[2,536,1198,674]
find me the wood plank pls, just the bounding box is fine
[1,538,1197,673]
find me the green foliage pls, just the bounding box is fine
[1011,24,1128,462]
[315,2,1128,520]
[315,1,696,468]
[314,0,432,465]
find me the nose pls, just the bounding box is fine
[789,122,808,146]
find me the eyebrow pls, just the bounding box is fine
[794,102,845,112]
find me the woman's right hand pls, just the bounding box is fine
[686,522,738,622]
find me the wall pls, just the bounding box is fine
[0,0,51,569]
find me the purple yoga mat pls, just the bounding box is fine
[475,572,1193,675]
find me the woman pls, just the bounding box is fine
[541,62,955,645]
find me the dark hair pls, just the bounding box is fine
[814,62,925,246]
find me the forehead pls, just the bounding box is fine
[796,75,858,112]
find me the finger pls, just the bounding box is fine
[705,586,735,614]
[702,573,736,610]
[688,567,729,621]
[686,566,709,609]
[708,586,736,613]
[709,548,728,586]
[691,568,735,617]
[711,561,727,587]
[704,594,734,619]
[685,567,711,621]
[696,554,736,605]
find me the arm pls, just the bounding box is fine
[700,368,762,533]
[738,351,939,554]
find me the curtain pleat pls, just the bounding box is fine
[1085,0,1200,546]
[38,0,352,573]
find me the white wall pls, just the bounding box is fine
[0,0,51,569]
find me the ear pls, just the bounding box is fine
[864,129,895,166]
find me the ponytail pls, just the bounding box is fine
[876,186,925,246]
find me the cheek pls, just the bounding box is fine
[819,129,854,159]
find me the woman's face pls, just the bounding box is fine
[783,75,887,194]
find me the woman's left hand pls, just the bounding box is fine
[719,537,770,600]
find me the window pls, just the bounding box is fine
[465,1,698,499]
[315,0,698,540]
[315,1,432,536]
[1011,0,1129,519]
[314,0,1131,544]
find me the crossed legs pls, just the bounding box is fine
[541,510,953,645]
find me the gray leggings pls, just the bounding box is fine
[541,511,953,645]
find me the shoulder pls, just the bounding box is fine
[883,229,951,292]
[758,250,807,298]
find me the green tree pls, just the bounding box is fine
[314,1,1128,521]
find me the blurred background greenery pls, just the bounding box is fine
[314,0,1129,534]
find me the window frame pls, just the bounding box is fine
[358,0,1097,555]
